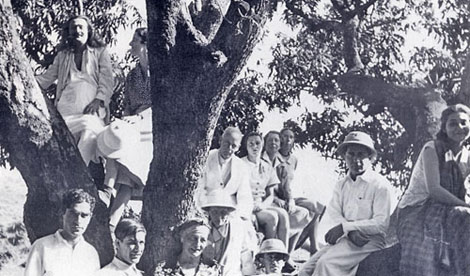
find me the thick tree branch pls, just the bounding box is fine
[343,0,378,21]
[331,0,348,17]
[285,0,341,32]
[337,73,446,160]
[342,17,364,71]
[457,47,470,106]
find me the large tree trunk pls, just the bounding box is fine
[0,1,112,265]
[141,0,274,272]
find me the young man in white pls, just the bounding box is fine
[299,131,392,276]
[24,189,100,276]
[96,219,146,276]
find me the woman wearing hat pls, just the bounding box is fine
[155,219,219,276]
[97,28,153,230]
[255,239,289,275]
[299,131,391,276]
[398,104,470,275]
[239,132,289,248]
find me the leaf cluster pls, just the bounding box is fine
[219,0,470,188]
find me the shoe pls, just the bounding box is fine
[98,187,115,208]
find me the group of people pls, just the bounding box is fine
[27,6,470,276]
[35,14,153,231]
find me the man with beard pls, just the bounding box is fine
[96,219,146,276]
[298,131,392,276]
[24,189,99,276]
[36,15,113,166]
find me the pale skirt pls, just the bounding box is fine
[57,80,105,165]
[114,108,153,196]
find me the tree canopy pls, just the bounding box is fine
[1,0,470,273]
[218,0,470,187]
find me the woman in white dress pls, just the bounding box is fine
[97,28,153,230]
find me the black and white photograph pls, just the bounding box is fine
[1,0,470,275]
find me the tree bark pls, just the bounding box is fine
[0,1,112,265]
[457,48,470,106]
[141,0,274,273]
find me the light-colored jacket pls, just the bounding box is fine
[198,149,254,219]
[36,46,114,107]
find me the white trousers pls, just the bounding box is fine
[299,237,382,276]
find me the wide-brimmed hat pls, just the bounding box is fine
[335,131,376,158]
[255,239,289,260]
[201,189,237,211]
[97,119,139,159]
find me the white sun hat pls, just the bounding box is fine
[335,131,377,158]
[97,119,140,159]
[255,238,289,260]
[201,189,237,211]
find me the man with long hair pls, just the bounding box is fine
[36,15,114,166]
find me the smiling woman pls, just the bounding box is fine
[397,104,470,276]
[154,219,218,276]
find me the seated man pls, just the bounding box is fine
[201,190,256,276]
[197,126,258,253]
[24,189,99,276]
[36,15,113,166]
[299,131,392,276]
[255,239,289,275]
[96,218,146,276]
[197,126,253,220]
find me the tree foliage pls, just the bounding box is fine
[220,0,470,188]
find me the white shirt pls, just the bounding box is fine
[326,169,391,244]
[399,141,470,208]
[96,257,143,276]
[24,230,100,276]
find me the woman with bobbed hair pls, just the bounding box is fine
[398,104,470,275]
[239,132,290,247]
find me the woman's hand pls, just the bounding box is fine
[286,199,296,213]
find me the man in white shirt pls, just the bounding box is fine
[299,131,392,276]
[96,219,146,276]
[24,189,100,276]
